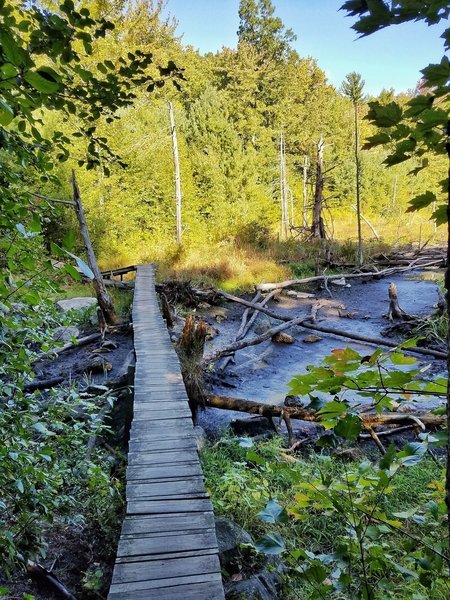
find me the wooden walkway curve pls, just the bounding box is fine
[108,265,224,600]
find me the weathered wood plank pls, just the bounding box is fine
[127,498,214,515]
[111,554,221,584]
[120,512,215,536]
[117,530,218,558]
[127,462,202,481]
[109,575,224,599]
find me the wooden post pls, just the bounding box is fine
[71,170,120,325]
[311,137,326,239]
[169,101,182,245]
[302,154,308,228]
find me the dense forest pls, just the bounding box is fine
[16,0,447,276]
[1,0,449,599]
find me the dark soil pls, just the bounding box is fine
[0,523,118,600]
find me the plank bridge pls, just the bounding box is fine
[108,265,225,600]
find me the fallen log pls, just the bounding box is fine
[217,291,447,360]
[202,315,307,366]
[24,376,64,393]
[34,333,102,362]
[205,395,445,429]
[255,259,445,292]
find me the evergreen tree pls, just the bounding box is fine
[342,72,365,264]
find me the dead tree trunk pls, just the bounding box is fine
[311,137,326,239]
[177,314,208,420]
[387,282,416,321]
[169,101,182,245]
[71,171,120,325]
[280,130,289,240]
[302,155,308,228]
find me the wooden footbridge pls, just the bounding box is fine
[108,265,225,599]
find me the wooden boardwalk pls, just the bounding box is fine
[108,265,224,600]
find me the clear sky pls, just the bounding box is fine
[164,0,448,96]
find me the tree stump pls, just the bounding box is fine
[176,314,208,420]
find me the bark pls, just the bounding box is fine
[311,137,326,238]
[71,171,120,325]
[24,376,64,393]
[27,562,78,600]
[387,282,416,321]
[217,290,447,360]
[34,333,102,362]
[205,395,445,429]
[350,205,380,240]
[354,102,363,265]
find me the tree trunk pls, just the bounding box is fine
[177,315,208,420]
[355,103,363,265]
[302,155,308,228]
[280,130,289,239]
[312,137,326,239]
[169,101,182,245]
[444,117,450,569]
[71,171,120,325]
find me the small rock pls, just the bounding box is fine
[226,557,284,600]
[82,356,112,374]
[57,297,97,312]
[101,340,118,350]
[331,278,351,288]
[333,447,364,462]
[271,332,294,344]
[254,320,271,335]
[198,302,211,309]
[215,517,253,567]
[231,416,274,437]
[303,334,322,343]
[285,290,315,299]
[284,395,305,408]
[193,425,207,451]
[52,326,80,343]
[205,324,219,340]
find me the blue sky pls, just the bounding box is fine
[164,0,448,96]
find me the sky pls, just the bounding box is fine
[163,0,448,96]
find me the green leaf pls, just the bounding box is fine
[33,422,51,435]
[334,414,361,441]
[390,353,416,365]
[64,264,81,281]
[257,500,289,524]
[318,400,348,419]
[237,437,253,448]
[0,98,14,125]
[254,533,285,555]
[421,57,450,87]
[362,131,390,150]
[367,101,403,127]
[0,30,28,66]
[431,204,447,226]
[15,479,24,493]
[64,251,95,279]
[404,94,434,117]
[406,191,437,213]
[24,69,60,94]
[380,443,398,470]
[397,442,427,466]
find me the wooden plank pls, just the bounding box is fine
[120,512,215,536]
[127,449,199,466]
[109,575,224,599]
[117,530,218,558]
[111,554,221,585]
[127,498,213,515]
[127,462,202,481]
[126,478,206,499]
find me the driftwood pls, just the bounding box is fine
[101,278,134,289]
[160,292,174,327]
[34,333,102,362]
[387,282,416,321]
[24,376,64,393]
[202,315,307,366]
[217,291,447,360]
[255,259,445,292]
[205,395,445,430]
